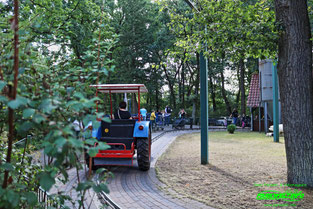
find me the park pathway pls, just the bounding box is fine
[105,130,214,209]
[39,125,241,208]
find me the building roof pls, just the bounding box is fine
[247,74,260,107]
[89,84,148,93]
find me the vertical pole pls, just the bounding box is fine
[272,63,279,142]
[124,93,128,110]
[138,87,141,121]
[264,101,268,133]
[200,50,208,164]
[258,107,261,132]
[109,90,112,118]
[250,107,253,131]
[183,0,208,165]
[96,89,98,113]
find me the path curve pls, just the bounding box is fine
[105,130,214,209]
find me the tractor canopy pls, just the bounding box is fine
[90,84,148,120]
[90,84,148,93]
[86,84,151,170]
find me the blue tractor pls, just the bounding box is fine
[86,84,151,171]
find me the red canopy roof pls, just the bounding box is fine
[90,84,148,93]
[247,74,260,108]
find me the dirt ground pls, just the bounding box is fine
[156,132,313,209]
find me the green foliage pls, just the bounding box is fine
[0,0,114,207]
[155,0,279,115]
[38,171,56,191]
[227,124,236,134]
[0,140,42,208]
[0,0,282,206]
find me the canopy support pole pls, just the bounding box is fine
[109,90,112,118]
[138,87,141,121]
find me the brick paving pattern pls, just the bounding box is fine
[106,130,214,209]
[39,125,240,208]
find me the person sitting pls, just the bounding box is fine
[113,101,132,119]
[140,107,147,120]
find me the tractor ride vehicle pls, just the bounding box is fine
[85,84,152,171]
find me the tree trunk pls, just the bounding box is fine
[192,53,200,124]
[220,71,232,115]
[131,93,138,114]
[236,90,240,106]
[162,65,176,109]
[182,62,185,108]
[178,65,181,106]
[275,0,313,187]
[3,0,19,189]
[155,76,159,111]
[239,57,246,115]
[236,64,240,107]
[209,75,216,112]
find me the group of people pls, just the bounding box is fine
[101,101,187,130]
[143,105,173,128]
[140,106,187,129]
[230,108,247,128]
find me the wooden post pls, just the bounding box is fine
[88,157,92,178]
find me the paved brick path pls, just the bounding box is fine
[34,125,248,208]
[49,160,103,209]
[106,130,214,209]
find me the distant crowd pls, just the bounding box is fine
[140,105,186,128]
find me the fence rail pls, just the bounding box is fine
[2,135,63,208]
[37,187,63,208]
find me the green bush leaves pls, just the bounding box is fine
[38,172,55,191]
[7,96,28,109]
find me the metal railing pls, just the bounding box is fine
[37,188,62,209]
[2,135,62,208]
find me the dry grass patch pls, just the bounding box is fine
[156,132,313,209]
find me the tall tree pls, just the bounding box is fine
[220,70,232,115]
[238,56,246,115]
[274,0,313,187]
[165,0,276,115]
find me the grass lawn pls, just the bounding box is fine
[156,132,313,209]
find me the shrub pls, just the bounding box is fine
[227,124,236,134]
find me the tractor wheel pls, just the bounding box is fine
[137,133,151,171]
